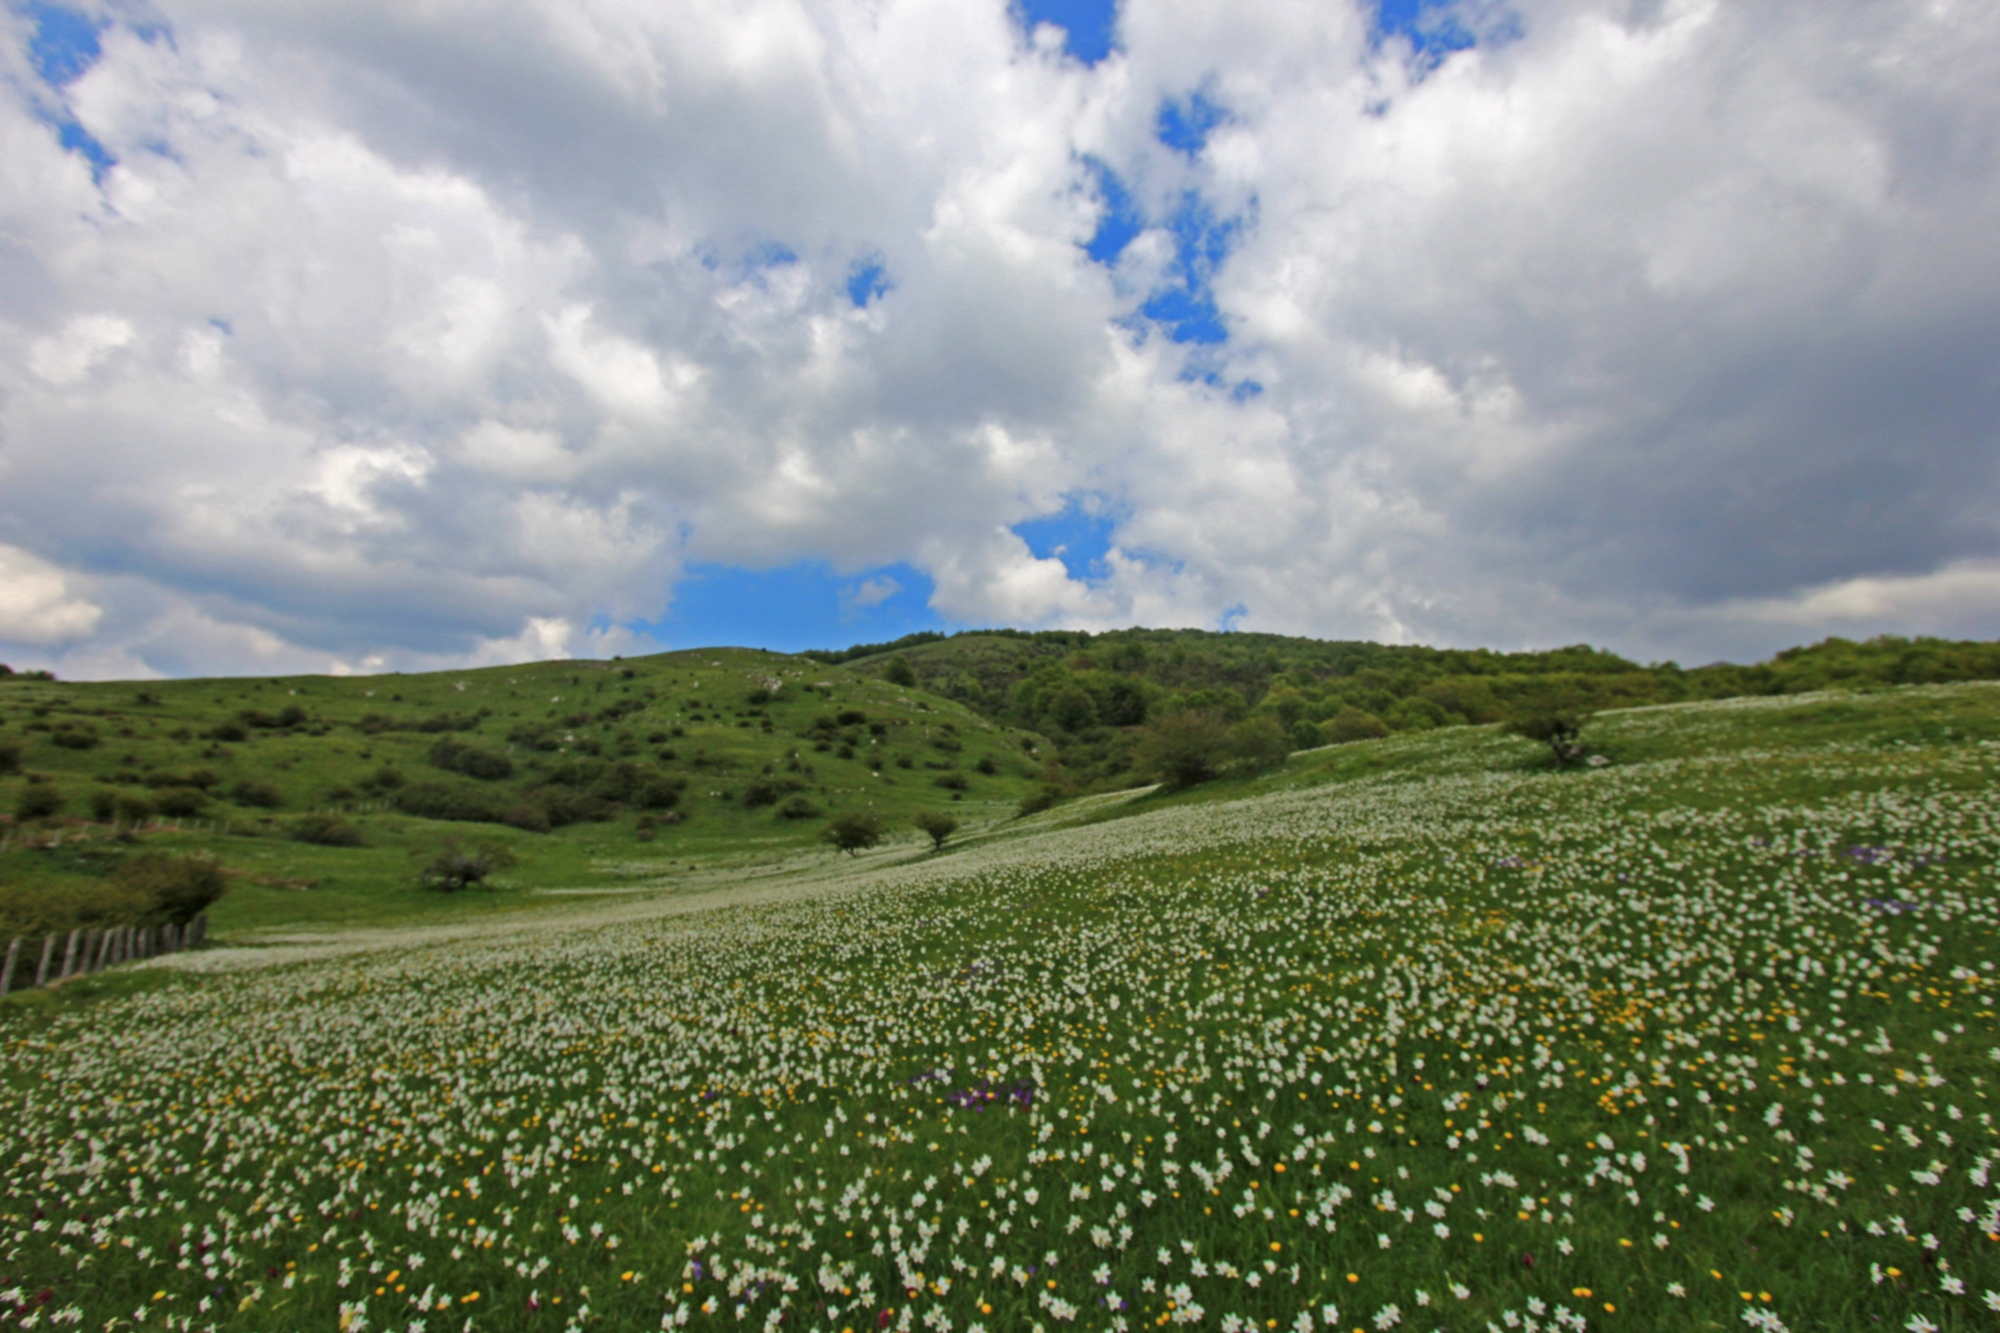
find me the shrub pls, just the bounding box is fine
[50,723,99,750]
[822,812,885,856]
[974,755,999,775]
[884,657,917,687]
[115,794,155,823]
[0,741,21,774]
[913,811,958,852]
[291,813,365,847]
[1016,786,1062,817]
[113,854,228,925]
[428,737,514,781]
[17,783,65,821]
[742,779,783,808]
[89,789,119,821]
[1325,707,1391,744]
[417,840,515,893]
[835,709,868,727]
[507,722,562,752]
[153,787,208,818]
[228,780,284,809]
[394,780,508,825]
[1289,720,1326,750]
[207,721,249,743]
[775,795,821,821]
[933,771,969,791]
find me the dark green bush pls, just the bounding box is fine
[428,737,514,781]
[89,789,118,821]
[417,840,515,893]
[228,780,283,809]
[291,813,365,847]
[153,787,208,818]
[507,722,561,751]
[394,780,508,825]
[0,741,21,774]
[112,854,228,925]
[50,723,99,750]
[933,772,969,791]
[208,722,248,742]
[775,795,821,820]
[16,783,65,820]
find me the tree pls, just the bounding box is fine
[1230,716,1290,773]
[913,812,958,852]
[1046,684,1099,733]
[822,812,886,856]
[1507,710,1592,766]
[1134,710,1234,790]
[884,656,918,688]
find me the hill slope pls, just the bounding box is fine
[3,682,1997,1331]
[0,649,1046,936]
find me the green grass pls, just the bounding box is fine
[3,683,2000,1332]
[0,649,1045,940]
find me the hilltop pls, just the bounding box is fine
[814,628,2000,788]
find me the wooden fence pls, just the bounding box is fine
[0,912,208,998]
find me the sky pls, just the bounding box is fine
[2,0,1998,678]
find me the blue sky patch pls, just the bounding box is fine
[1015,0,1117,65]
[1014,500,1118,581]
[845,256,891,308]
[25,2,102,85]
[649,560,945,653]
[1082,158,1142,266]
[1372,0,1483,71]
[1156,91,1226,157]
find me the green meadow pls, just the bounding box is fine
[4,676,2000,1332]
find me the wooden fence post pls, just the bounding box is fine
[0,938,18,997]
[59,929,81,980]
[34,934,57,988]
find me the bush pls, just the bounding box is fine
[822,812,885,856]
[1016,786,1063,818]
[228,780,284,809]
[394,780,510,826]
[0,741,20,774]
[50,723,99,750]
[1289,720,1326,750]
[428,737,514,781]
[153,787,208,818]
[115,794,155,823]
[291,813,366,847]
[913,811,958,852]
[507,722,562,752]
[417,840,515,893]
[112,854,228,925]
[884,657,917,687]
[1325,707,1391,744]
[775,795,822,820]
[933,771,969,791]
[207,722,249,743]
[16,783,65,821]
[89,789,119,821]
[974,755,999,775]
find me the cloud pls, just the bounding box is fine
[2,0,1998,678]
[0,544,102,644]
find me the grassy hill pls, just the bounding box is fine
[817,628,2000,791]
[2,680,1998,1331]
[0,649,1047,937]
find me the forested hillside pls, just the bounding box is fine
[810,629,2000,789]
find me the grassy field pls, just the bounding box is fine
[0,649,1044,938]
[4,684,2000,1332]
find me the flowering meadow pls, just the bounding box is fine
[5,687,2000,1333]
